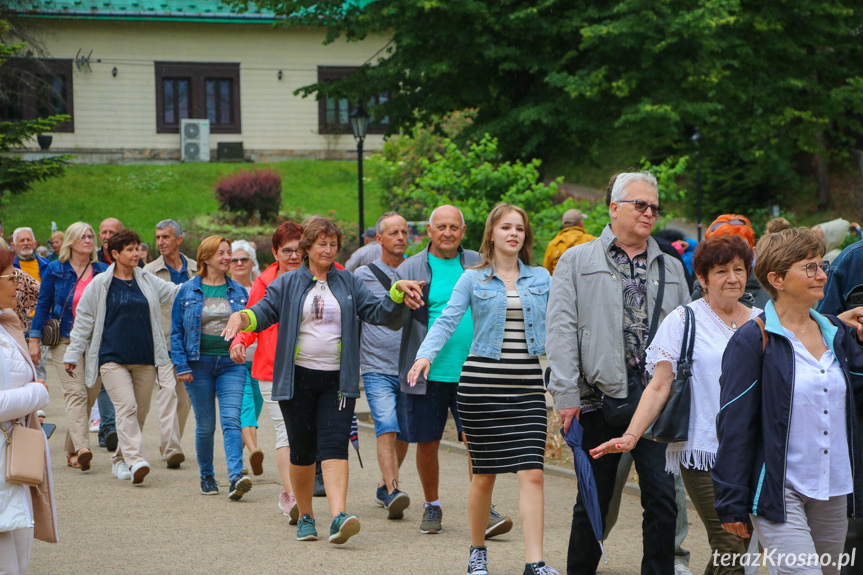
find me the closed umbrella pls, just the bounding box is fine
[561,422,608,564]
[350,414,363,468]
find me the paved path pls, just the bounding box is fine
[31,366,711,575]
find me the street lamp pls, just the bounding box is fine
[350,106,370,246]
[691,126,703,241]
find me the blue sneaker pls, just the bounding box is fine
[228,475,252,501]
[374,484,387,507]
[328,512,361,544]
[200,476,219,495]
[296,514,318,541]
[384,489,410,520]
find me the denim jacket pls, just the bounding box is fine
[416,260,551,364]
[28,260,109,340]
[170,276,248,375]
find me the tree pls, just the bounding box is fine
[229,0,863,213]
[0,17,71,198]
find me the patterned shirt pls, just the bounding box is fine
[610,244,649,374]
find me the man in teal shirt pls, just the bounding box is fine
[394,205,513,538]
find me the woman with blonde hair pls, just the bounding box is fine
[407,203,557,575]
[171,235,252,500]
[29,222,109,471]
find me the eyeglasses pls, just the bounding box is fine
[0,270,21,285]
[279,248,302,257]
[231,257,251,264]
[617,200,663,216]
[709,219,749,234]
[785,260,830,278]
[78,234,96,241]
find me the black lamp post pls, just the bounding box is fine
[692,126,703,241]
[350,106,370,246]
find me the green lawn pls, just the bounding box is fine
[0,161,381,242]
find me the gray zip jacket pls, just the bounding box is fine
[245,263,403,402]
[546,225,691,410]
[393,244,480,395]
[64,264,179,388]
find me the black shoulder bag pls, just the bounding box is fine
[643,305,695,443]
[601,255,665,427]
[366,263,393,291]
[41,262,90,347]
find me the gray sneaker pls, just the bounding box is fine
[467,546,489,575]
[486,504,513,538]
[420,503,443,534]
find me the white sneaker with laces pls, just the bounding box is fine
[112,460,131,480]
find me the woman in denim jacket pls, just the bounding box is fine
[408,204,557,575]
[28,222,108,471]
[171,235,251,501]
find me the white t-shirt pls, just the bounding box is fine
[295,282,342,371]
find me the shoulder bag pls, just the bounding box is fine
[643,305,695,443]
[41,262,90,347]
[3,416,45,487]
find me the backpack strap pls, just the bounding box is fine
[752,316,768,353]
[367,263,392,291]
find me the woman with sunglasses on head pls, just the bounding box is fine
[230,222,304,520]
[172,236,252,500]
[713,227,863,575]
[28,222,108,472]
[229,240,264,476]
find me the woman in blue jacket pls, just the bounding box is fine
[715,227,863,574]
[27,222,108,471]
[171,235,251,501]
[407,204,556,575]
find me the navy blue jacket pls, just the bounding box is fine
[714,301,863,524]
[819,239,863,315]
[28,260,109,339]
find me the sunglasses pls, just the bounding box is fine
[0,270,21,285]
[279,248,302,257]
[231,257,251,264]
[708,218,749,233]
[786,260,830,278]
[617,200,663,216]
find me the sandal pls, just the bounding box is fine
[66,452,80,469]
[77,448,93,471]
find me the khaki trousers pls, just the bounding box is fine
[99,363,156,466]
[53,338,101,455]
[0,527,33,575]
[155,362,191,459]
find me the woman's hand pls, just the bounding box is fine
[721,522,750,538]
[838,306,863,337]
[395,280,426,310]
[590,433,638,458]
[221,311,249,341]
[407,358,431,387]
[28,338,41,364]
[63,362,76,375]
[176,372,194,384]
[229,344,246,364]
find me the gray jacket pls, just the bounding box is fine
[393,244,480,394]
[64,265,179,388]
[245,263,403,401]
[546,225,691,410]
[144,253,198,341]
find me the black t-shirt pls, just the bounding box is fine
[99,277,154,366]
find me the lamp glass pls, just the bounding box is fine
[350,106,370,139]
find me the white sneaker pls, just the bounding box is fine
[674,562,694,575]
[112,460,131,480]
[129,460,150,485]
[89,419,100,433]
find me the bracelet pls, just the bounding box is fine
[623,432,639,442]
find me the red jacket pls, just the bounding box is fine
[232,261,345,381]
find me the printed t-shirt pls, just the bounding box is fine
[427,252,473,382]
[295,282,342,371]
[200,283,232,356]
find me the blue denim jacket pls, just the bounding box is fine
[170,276,248,374]
[416,260,551,363]
[28,260,109,340]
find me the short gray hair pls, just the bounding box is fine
[376,212,402,235]
[12,227,35,244]
[609,171,658,205]
[428,206,465,228]
[156,219,183,238]
[231,240,258,270]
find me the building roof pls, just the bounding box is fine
[6,0,372,24]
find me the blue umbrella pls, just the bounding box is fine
[561,422,608,564]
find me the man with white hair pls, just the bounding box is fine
[546,171,690,575]
[144,219,195,468]
[12,227,49,282]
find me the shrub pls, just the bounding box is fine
[214,169,282,222]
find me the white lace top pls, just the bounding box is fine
[645,299,762,474]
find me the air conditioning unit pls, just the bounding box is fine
[180,119,210,162]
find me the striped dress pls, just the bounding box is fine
[457,290,547,474]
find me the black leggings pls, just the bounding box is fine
[279,366,355,465]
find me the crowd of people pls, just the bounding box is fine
[1,170,863,575]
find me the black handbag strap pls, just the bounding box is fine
[677,306,696,373]
[366,263,392,291]
[59,262,90,318]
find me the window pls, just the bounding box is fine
[317,66,389,135]
[155,62,241,134]
[0,59,74,132]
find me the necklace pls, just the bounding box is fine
[706,298,744,330]
[496,268,518,282]
[316,279,327,291]
[118,276,134,287]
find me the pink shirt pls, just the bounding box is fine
[72,268,94,318]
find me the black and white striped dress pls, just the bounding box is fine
[457,290,547,474]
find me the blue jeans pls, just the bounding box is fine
[98,384,115,433]
[363,372,407,439]
[184,355,246,479]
